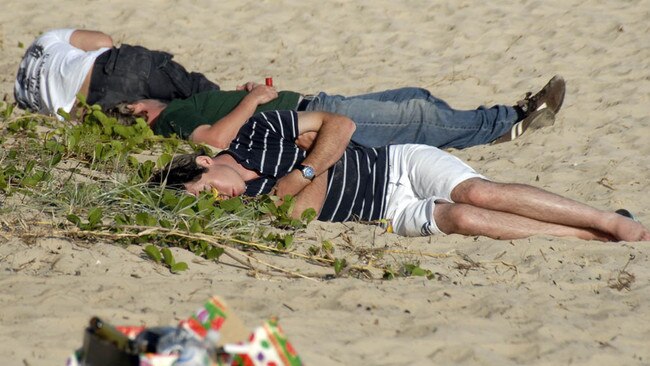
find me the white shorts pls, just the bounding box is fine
[385,144,487,236]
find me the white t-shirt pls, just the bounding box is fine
[14,28,109,118]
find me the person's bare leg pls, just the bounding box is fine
[451,178,650,242]
[434,202,613,241]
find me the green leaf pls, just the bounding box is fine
[410,267,428,277]
[161,191,180,208]
[196,195,215,212]
[50,152,62,166]
[189,219,203,233]
[170,262,189,273]
[301,208,317,223]
[113,125,132,138]
[205,247,224,260]
[161,247,175,266]
[334,258,347,275]
[66,214,82,227]
[283,235,294,249]
[277,195,295,216]
[219,197,243,212]
[178,195,197,209]
[322,240,334,254]
[88,207,103,227]
[24,160,36,174]
[67,134,79,151]
[135,212,157,226]
[76,92,87,105]
[114,213,132,226]
[143,245,162,263]
[157,153,173,168]
[57,108,71,121]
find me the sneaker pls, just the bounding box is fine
[492,108,555,144]
[517,75,566,115]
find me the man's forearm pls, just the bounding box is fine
[291,174,327,219]
[274,112,354,199]
[190,86,277,149]
[190,98,258,149]
[299,112,356,176]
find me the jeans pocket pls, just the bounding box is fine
[157,57,193,98]
[112,45,152,79]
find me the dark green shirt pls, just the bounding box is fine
[152,90,301,139]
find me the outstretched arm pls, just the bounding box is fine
[273,111,355,198]
[69,30,113,51]
[189,83,277,149]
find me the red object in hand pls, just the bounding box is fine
[265,77,273,86]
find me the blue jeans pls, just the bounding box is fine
[304,87,518,149]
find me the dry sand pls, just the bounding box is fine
[1,0,650,365]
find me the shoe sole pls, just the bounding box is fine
[537,75,566,114]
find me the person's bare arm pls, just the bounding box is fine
[69,30,113,51]
[274,111,355,198]
[189,84,277,149]
[290,173,327,219]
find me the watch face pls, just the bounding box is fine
[302,165,315,179]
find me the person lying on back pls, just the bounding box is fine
[124,76,566,150]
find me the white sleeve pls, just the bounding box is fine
[38,28,77,45]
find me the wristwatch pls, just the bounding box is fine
[297,164,315,181]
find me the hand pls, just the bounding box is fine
[295,132,317,151]
[236,81,260,91]
[244,84,278,105]
[272,170,310,199]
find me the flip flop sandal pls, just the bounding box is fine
[615,208,639,222]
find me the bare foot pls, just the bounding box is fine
[611,216,650,242]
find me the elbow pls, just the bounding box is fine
[212,140,230,150]
[203,136,230,150]
[344,117,356,137]
[98,34,114,49]
[190,126,232,150]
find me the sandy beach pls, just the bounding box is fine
[1,0,650,365]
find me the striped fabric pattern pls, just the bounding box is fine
[319,142,390,222]
[226,110,305,196]
[224,110,390,222]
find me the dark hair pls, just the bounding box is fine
[107,100,168,126]
[149,152,208,189]
[105,103,138,125]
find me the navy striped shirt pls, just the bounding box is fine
[224,110,390,222]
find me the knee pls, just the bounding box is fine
[451,178,494,205]
[435,203,479,235]
[409,87,431,98]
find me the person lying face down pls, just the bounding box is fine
[14,28,219,118]
[150,110,650,242]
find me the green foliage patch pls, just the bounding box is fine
[0,99,438,280]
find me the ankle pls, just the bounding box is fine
[513,105,527,122]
